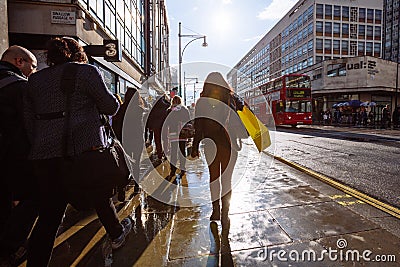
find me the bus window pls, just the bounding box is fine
[285,100,312,112]
[277,102,284,112]
[286,75,311,88]
[274,78,283,90]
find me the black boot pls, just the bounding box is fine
[210,201,220,221]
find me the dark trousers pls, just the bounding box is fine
[27,158,122,267]
[152,127,164,159]
[0,159,39,256]
[169,140,187,174]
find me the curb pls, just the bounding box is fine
[264,152,400,219]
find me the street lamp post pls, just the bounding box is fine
[178,22,207,97]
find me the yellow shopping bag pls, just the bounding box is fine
[237,106,271,152]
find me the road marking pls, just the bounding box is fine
[329,194,353,200]
[337,200,365,206]
[265,152,400,219]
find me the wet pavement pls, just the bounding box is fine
[19,136,400,267]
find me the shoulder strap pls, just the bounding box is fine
[0,74,27,89]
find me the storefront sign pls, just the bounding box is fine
[51,11,76,25]
[84,40,122,62]
[346,60,378,75]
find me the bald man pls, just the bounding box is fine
[0,45,38,265]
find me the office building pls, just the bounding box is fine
[227,0,388,116]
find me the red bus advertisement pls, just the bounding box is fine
[242,74,312,127]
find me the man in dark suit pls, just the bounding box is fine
[0,45,38,265]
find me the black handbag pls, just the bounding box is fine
[61,64,131,210]
[179,121,195,139]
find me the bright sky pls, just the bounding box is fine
[166,0,298,69]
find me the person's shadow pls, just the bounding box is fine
[206,214,233,267]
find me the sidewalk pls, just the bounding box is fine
[120,140,400,266]
[300,124,400,139]
[34,138,400,266]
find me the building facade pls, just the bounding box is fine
[302,56,399,120]
[227,0,387,117]
[383,0,400,62]
[3,0,170,99]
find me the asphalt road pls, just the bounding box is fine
[272,126,400,208]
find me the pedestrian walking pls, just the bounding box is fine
[191,72,240,230]
[0,45,38,265]
[113,87,145,195]
[24,37,131,267]
[381,104,391,129]
[165,95,191,183]
[146,94,170,165]
[392,106,399,129]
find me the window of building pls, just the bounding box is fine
[298,31,303,41]
[316,38,323,52]
[374,42,381,57]
[324,56,331,60]
[334,5,341,20]
[298,47,303,56]
[324,39,332,53]
[316,56,323,63]
[307,6,314,20]
[374,26,381,40]
[325,5,332,19]
[327,63,346,77]
[307,23,313,35]
[375,9,382,24]
[316,4,323,19]
[333,40,340,54]
[358,42,365,55]
[367,9,374,23]
[105,1,116,36]
[366,42,373,56]
[359,8,366,22]
[342,6,349,21]
[342,40,348,55]
[308,40,313,52]
[302,59,308,69]
[358,25,365,39]
[325,22,332,36]
[308,57,313,66]
[366,25,373,40]
[303,44,308,54]
[342,23,349,37]
[316,21,323,35]
[333,23,340,37]
[303,28,308,39]
[298,14,303,26]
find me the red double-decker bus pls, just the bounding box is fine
[242,74,312,127]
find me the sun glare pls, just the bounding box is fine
[213,12,231,32]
